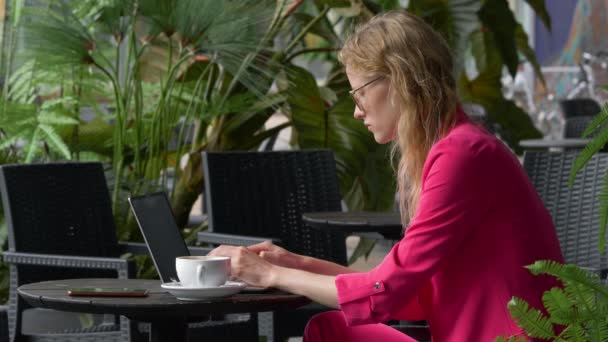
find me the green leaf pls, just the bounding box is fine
[515,23,545,86]
[598,172,608,253]
[37,112,79,126]
[569,107,608,186]
[10,0,25,26]
[24,127,41,163]
[314,0,351,8]
[39,124,72,160]
[526,260,608,298]
[478,0,519,77]
[542,287,575,324]
[286,65,395,211]
[470,29,487,73]
[408,0,480,73]
[292,13,341,45]
[347,237,376,265]
[523,0,551,31]
[507,297,555,339]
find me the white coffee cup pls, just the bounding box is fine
[175,256,230,288]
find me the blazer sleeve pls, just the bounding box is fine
[335,138,495,325]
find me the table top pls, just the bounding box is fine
[519,138,590,149]
[18,278,309,322]
[302,211,403,240]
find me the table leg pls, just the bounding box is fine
[149,319,188,342]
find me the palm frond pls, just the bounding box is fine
[19,2,100,68]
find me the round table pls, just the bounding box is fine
[519,138,590,149]
[18,278,309,342]
[302,211,403,240]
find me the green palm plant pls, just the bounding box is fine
[569,104,608,252]
[0,0,552,256]
[496,260,608,341]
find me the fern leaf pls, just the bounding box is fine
[38,124,72,160]
[507,297,555,339]
[37,112,79,126]
[526,261,608,298]
[570,129,608,186]
[542,287,575,324]
[581,104,608,138]
[0,136,19,150]
[494,336,531,342]
[598,171,608,253]
[24,128,42,163]
[559,323,587,341]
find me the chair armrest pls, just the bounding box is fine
[2,251,133,279]
[117,242,150,256]
[187,246,213,256]
[118,241,211,256]
[197,232,281,247]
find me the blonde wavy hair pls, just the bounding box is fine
[339,10,460,223]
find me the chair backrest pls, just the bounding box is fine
[128,192,191,283]
[0,162,120,284]
[563,115,594,138]
[559,98,601,118]
[522,151,608,270]
[203,150,346,264]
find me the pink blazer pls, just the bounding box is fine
[335,112,564,341]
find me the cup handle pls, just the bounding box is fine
[196,264,205,287]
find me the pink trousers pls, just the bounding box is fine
[303,311,417,342]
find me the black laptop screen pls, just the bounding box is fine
[128,192,190,283]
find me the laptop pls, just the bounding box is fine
[128,192,193,283]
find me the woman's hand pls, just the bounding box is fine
[247,241,301,269]
[208,245,276,288]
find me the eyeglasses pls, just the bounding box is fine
[349,76,383,111]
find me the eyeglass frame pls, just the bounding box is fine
[348,76,383,111]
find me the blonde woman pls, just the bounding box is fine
[210,10,563,341]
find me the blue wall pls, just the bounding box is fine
[534,0,579,64]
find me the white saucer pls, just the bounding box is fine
[161,281,247,301]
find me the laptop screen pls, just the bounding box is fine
[128,192,190,283]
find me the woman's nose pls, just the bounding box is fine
[353,105,364,119]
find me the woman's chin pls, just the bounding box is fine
[373,134,392,145]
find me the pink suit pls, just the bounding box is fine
[305,112,564,341]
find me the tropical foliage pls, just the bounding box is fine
[569,103,608,252]
[0,0,551,297]
[496,260,608,342]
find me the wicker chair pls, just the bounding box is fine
[0,162,138,342]
[197,150,345,341]
[522,151,608,275]
[0,162,257,342]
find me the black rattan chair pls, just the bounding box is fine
[523,151,608,274]
[198,150,346,341]
[0,162,138,342]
